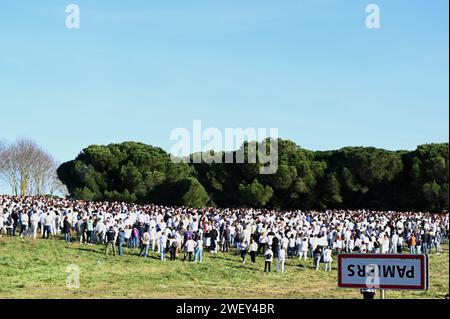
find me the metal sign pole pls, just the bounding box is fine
[380,289,385,299]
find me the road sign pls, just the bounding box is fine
[338,254,429,290]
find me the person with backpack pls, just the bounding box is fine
[169,235,178,261]
[264,245,274,273]
[5,216,13,236]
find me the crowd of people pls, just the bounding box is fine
[0,195,448,273]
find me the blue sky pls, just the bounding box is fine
[0,0,448,168]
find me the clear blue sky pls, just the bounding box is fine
[0,0,448,166]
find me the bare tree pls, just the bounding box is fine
[0,139,66,196]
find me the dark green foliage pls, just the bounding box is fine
[239,179,274,207]
[57,142,195,205]
[58,140,449,212]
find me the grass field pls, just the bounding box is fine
[0,236,448,299]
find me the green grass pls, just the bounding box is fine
[0,236,448,299]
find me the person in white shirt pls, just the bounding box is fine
[43,213,53,238]
[264,246,274,272]
[184,238,196,262]
[390,232,399,253]
[397,235,404,253]
[159,232,167,261]
[323,247,333,271]
[30,211,40,239]
[94,220,106,244]
[49,210,57,235]
[248,239,258,264]
[381,234,390,254]
[288,235,296,258]
[299,237,309,261]
[0,214,4,236]
[276,247,286,273]
[40,212,46,235]
[20,212,29,237]
[149,226,157,251]
[140,230,151,258]
[124,226,132,247]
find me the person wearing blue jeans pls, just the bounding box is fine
[422,242,428,254]
[131,227,139,248]
[140,231,150,258]
[194,237,204,263]
[63,217,72,243]
[118,228,126,256]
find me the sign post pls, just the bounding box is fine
[338,254,429,297]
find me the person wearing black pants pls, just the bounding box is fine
[250,251,257,264]
[272,236,280,259]
[361,289,375,299]
[264,246,273,272]
[249,239,258,264]
[184,238,196,262]
[170,237,178,261]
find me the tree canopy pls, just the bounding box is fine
[57,140,449,212]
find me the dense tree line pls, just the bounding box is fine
[57,140,449,212]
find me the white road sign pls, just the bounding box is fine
[338,254,428,290]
